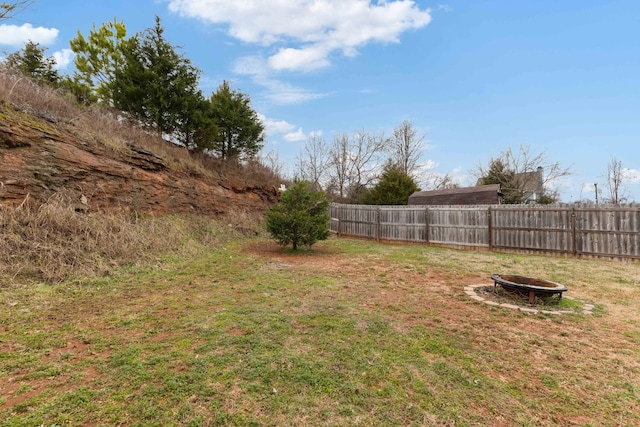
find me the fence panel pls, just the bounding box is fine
[330,203,640,260]
[379,206,427,242]
[491,206,574,253]
[338,204,378,239]
[575,207,640,258]
[427,206,489,247]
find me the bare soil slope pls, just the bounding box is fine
[0,91,278,215]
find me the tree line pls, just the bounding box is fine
[293,121,427,205]
[293,124,571,206]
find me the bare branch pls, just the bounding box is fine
[423,172,460,191]
[475,145,572,204]
[0,1,33,22]
[326,130,387,202]
[295,133,329,191]
[604,156,628,204]
[388,120,424,178]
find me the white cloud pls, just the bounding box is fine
[257,113,320,144]
[234,55,326,105]
[269,45,331,72]
[284,128,307,142]
[52,49,73,69]
[262,78,326,105]
[0,23,58,46]
[169,0,431,72]
[581,182,597,195]
[622,168,640,183]
[419,159,438,171]
[258,113,296,135]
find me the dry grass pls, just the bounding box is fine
[0,70,208,176]
[1,70,282,283]
[0,191,261,285]
[0,70,78,121]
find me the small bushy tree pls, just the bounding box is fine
[361,161,420,205]
[5,40,59,84]
[266,181,330,250]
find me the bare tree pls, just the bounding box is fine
[326,132,351,200]
[0,1,33,21]
[349,129,387,194]
[476,145,571,204]
[295,133,330,191]
[326,130,387,202]
[388,120,424,178]
[259,150,287,180]
[604,156,627,205]
[423,172,460,191]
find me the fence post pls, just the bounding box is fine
[337,205,342,237]
[376,207,381,242]
[487,206,493,249]
[571,207,577,256]
[425,207,430,244]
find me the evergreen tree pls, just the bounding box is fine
[5,40,59,84]
[479,158,518,201]
[266,181,330,250]
[69,18,127,103]
[208,80,264,159]
[111,16,202,144]
[360,162,420,205]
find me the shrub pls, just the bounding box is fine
[360,162,420,205]
[266,181,330,250]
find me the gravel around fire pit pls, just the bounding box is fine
[464,284,594,315]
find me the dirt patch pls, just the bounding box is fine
[243,241,498,328]
[0,335,108,412]
[41,338,92,363]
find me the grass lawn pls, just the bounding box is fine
[1,236,639,426]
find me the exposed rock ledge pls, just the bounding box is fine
[0,103,279,215]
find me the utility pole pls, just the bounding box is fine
[594,183,598,205]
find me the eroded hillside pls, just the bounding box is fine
[0,90,278,216]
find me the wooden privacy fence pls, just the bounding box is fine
[329,203,640,260]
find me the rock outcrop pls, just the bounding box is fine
[0,102,279,215]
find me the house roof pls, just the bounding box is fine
[408,184,503,206]
[517,168,544,194]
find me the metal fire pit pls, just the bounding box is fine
[491,274,568,304]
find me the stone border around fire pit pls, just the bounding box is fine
[464,284,594,315]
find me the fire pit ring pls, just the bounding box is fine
[491,274,568,304]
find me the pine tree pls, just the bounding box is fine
[5,40,59,84]
[111,16,202,144]
[266,181,330,250]
[360,162,420,205]
[69,18,127,103]
[207,80,264,160]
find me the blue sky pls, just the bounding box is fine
[2,0,639,202]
